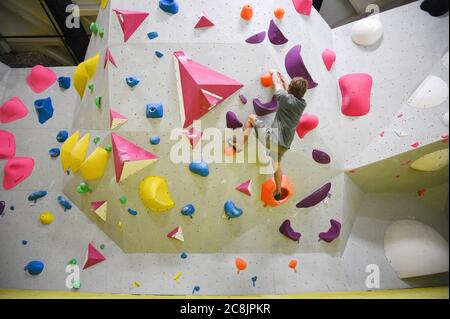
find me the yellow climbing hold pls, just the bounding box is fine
[69,133,90,173]
[60,131,79,172]
[79,147,109,181]
[40,211,54,225]
[410,149,449,172]
[173,272,182,282]
[132,281,141,287]
[139,176,175,212]
[73,53,100,98]
[100,0,109,9]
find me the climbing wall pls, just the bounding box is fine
[0,0,448,295]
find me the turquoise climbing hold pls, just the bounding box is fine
[189,161,209,177]
[224,201,243,219]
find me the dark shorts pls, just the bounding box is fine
[254,118,288,162]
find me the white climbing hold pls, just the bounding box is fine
[351,16,383,47]
[384,220,449,279]
[408,75,449,108]
[394,129,409,137]
[410,149,449,172]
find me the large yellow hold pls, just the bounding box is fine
[139,176,175,212]
[70,133,90,173]
[73,53,100,98]
[60,131,79,172]
[79,147,109,181]
[410,149,449,172]
[100,0,109,9]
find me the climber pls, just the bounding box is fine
[230,72,308,200]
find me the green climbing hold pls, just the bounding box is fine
[95,96,102,109]
[88,82,94,93]
[104,145,112,152]
[119,196,127,204]
[76,182,91,194]
[90,22,99,35]
[93,136,101,145]
[68,258,77,265]
[73,280,82,289]
[100,244,105,250]
[99,28,105,39]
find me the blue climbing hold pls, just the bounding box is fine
[155,51,164,58]
[181,204,195,218]
[192,285,200,294]
[58,76,71,90]
[49,148,60,158]
[24,260,44,275]
[147,32,159,40]
[22,240,28,245]
[57,195,72,212]
[159,0,179,14]
[251,276,257,287]
[128,208,138,216]
[224,201,243,219]
[180,252,188,259]
[56,130,69,143]
[28,191,48,203]
[126,76,140,88]
[150,136,161,145]
[34,97,54,124]
[146,103,164,118]
[189,161,209,177]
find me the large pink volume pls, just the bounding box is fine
[2,157,35,190]
[113,9,149,42]
[0,97,29,123]
[292,0,313,16]
[285,45,318,89]
[296,113,319,138]
[26,65,56,93]
[339,73,373,117]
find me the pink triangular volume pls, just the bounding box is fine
[113,9,149,42]
[292,0,313,16]
[91,200,106,212]
[109,109,128,130]
[111,133,158,182]
[174,51,244,128]
[0,97,29,124]
[236,179,252,196]
[167,226,184,242]
[194,13,215,28]
[104,48,117,68]
[82,243,106,270]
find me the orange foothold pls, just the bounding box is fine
[289,259,298,272]
[224,146,236,157]
[274,7,285,20]
[260,72,273,88]
[235,257,247,274]
[240,4,253,21]
[261,175,294,207]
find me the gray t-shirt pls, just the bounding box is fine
[271,90,307,149]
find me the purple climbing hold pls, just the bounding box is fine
[279,220,301,242]
[319,219,341,243]
[268,20,288,45]
[239,94,248,105]
[285,45,318,89]
[0,200,5,215]
[253,96,279,116]
[226,111,243,129]
[296,183,332,208]
[312,149,331,164]
[245,32,266,44]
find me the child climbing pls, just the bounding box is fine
[230,72,308,200]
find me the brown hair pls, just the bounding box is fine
[288,77,308,100]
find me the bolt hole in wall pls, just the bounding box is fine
[0,0,448,301]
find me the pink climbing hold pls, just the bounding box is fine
[319,219,341,243]
[185,127,203,149]
[296,113,319,139]
[2,157,34,190]
[339,73,373,117]
[104,48,117,68]
[411,142,420,148]
[322,49,336,71]
[113,9,149,42]
[236,179,252,196]
[0,97,29,124]
[268,20,288,45]
[25,65,56,93]
[292,0,313,16]
[245,32,266,44]
[0,130,16,160]
[82,243,106,270]
[194,13,214,28]
[285,45,318,89]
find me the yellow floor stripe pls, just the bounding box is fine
[0,287,448,299]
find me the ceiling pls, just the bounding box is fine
[0,0,417,67]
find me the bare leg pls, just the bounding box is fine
[273,161,283,199]
[232,114,256,152]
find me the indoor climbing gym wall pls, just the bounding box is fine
[0,0,448,296]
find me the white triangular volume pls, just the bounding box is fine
[408,75,449,109]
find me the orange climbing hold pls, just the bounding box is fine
[274,7,285,20]
[235,257,247,274]
[261,175,294,207]
[289,259,298,272]
[260,72,273,88]
[240,4,253,21]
